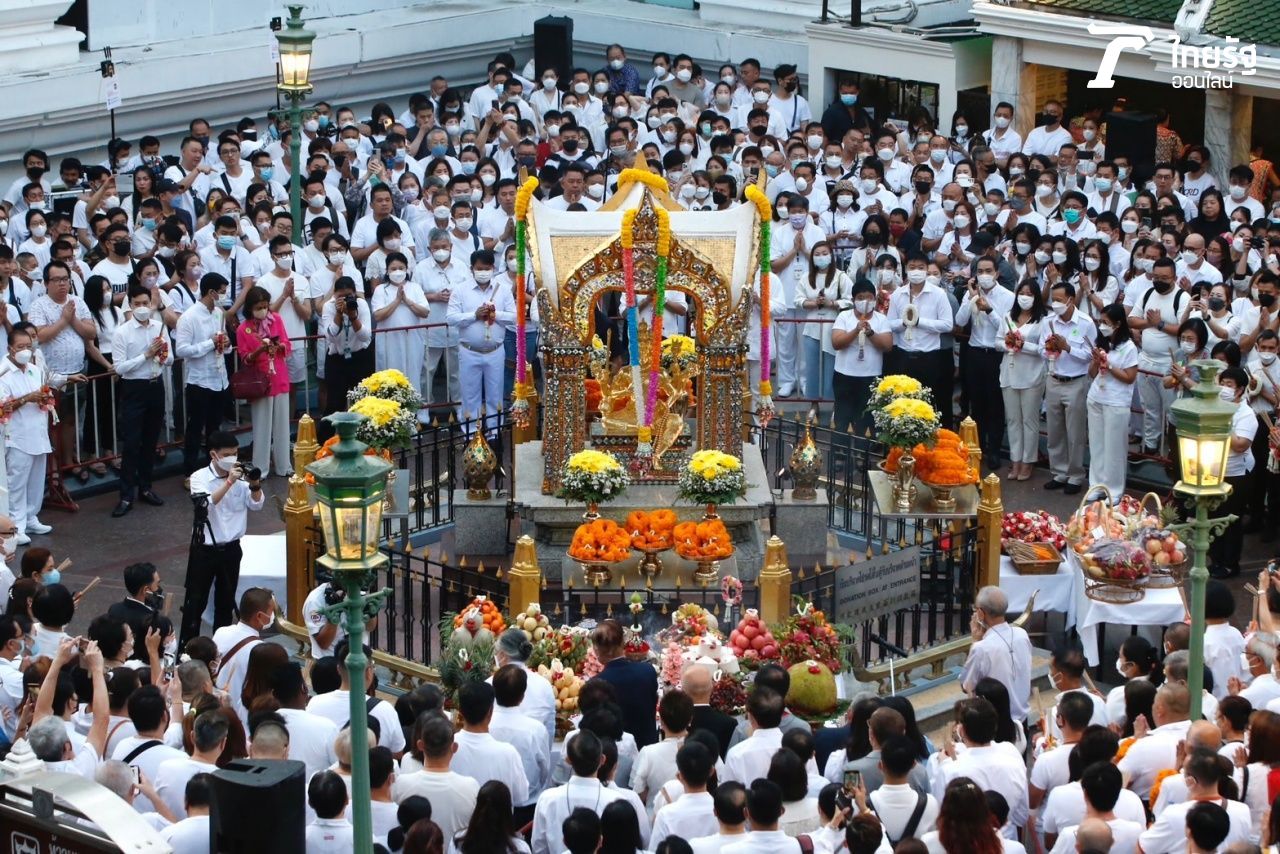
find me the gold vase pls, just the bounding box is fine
[789,421,823,501]
[637,549,665,576]
[693,560,720,584]
[928,482,958,513]
[583,502,600,523]
[463,431,497,500]
[892,452,915,512]
[703,503,720,522]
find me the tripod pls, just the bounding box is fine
[178,494,221,649]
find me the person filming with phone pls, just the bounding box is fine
[179,430,263,648]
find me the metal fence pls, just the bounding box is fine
[537,574,762,630]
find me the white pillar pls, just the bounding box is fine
[991,35,1036,137]
[0,0,81,76]
[1203,89,1250,185]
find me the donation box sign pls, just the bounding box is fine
[833,546,921,625]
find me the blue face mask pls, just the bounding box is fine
[141,218,156,231]
[840,93,858,106]
[268,125,280,140]
[260,167,274,181]
[430,144,448,158]
[318,115,330,127]
[43,569,60,586]
[1063,208,1082,225]
[394,150,407,165]
[216,235,237,251]
[765,164,780,178]
[460,161,477,175]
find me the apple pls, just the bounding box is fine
[752,634,767,651]
[743,624,760,640]
[761,644,778,659]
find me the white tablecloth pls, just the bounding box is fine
[999,555,1080,627]
[200,533,288,626]
[1000,551,1186,666]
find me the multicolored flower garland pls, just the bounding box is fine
[743,185,774,423]
[620,209,646,451]
[511,177,539,428]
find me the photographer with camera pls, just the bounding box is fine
[318,275,372,438]
[300,574,376,658]
[179,430,263,649]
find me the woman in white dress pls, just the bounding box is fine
[370,252,429,380]
[1086,304,1140,501]
[796,241,852,413]
[1000,281,1047,481]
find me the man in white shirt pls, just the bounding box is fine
[1042,647,1109,742]
[196,216,254,315]
[769,196,826,397]
[180,441,266,648]
[257,235,313,406]
[768,64,811,133]
[491,664,552,823]
[982,103,1023,165]
[959,586,1032,723]
[652,741,719,848]
[1117,681,1192,801]
[174,274,231,478]
[271,660,339,777]
[1236,631,1280,708]
[494,628,556,745]
[319,277,374,430]
[1042,281,1098,491]
[446,250,505,428]
[0,327,60,539]
[929,697,1029,834]
[110,285,172,518]
[1030,692,1094,810]
[1209,368,1257,579]
[690,781,749,854]
[531,730,623,854]
[415,228,468,407]
[111,681,188,815]
[1136,750,1253,853]
[1022,102,1073,162]
[723,688,787,785]
[154,710,224,819]
[158,772,214,854]
[1202,580,1246,697]
[1047,762,1143,854]
[868,736,939,845]
[885,255,954,420]
[306,770,355,854]
[451,680,530,803]
[955,259,1015,465]
[306,639,406,755]
[720,780,802,854]
[395,713,480,841]
[351,185,415,264]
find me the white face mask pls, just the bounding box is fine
[977,274,996,289]
[1136,258,1154,273]
[12,349,31,366]
[1121,219,1139,234]
[572,81,590,95]
[1015,242,1031,256]
[275,255,293,270]
[387,269,407,284]
[675,69,693,83]
[1082,129,1096,142]
[1180,340,1197,354]
[854,298,874,314]
[1016,294,1035,310]
[0,534,14,562]
[1099,323,1115,337]
[824,156,843,170]
[813,254,832,270]
[309,194,327,208]
[1229,185,1248,201]
[213,454,235,472]
[1051,250,1068,265]
[594,81,609,95]
[1034,250,1051,265]
[794,178,809,193]
[953,215,971,230]
[432,249,451,264]
[994,116,1010,129]
[1084,257,1101,272]
[752,91,770,104]
[906,269,927,285]
[878,269,897,285]
[930,149,946,164]
[30,225,47,239]
[1051,301,1069,316]
[1009,167,1024,177]
[678,143,694,156]
[433,206,450,221]
[925,274,942,288]
[983,202,999,217]
[836,194,854,209]
[807,135,824,150]
[942,199,957,213]
[1219,386,1239,403]
[474,270,493,284]
[133,305,152,323]
[1182,250,1200,266]
[1261,352,1278,365]
[384,238,401,252]
[328,252,347,266]
[455,217,473,231]
[586,184,604,199]
[1036,184,1054,198]
[877,148,894,162]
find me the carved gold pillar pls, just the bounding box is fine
[959,416,980,472]
[758,536,793,626]
[541,344,586,494]
[285,414,321,625]
[507,535,542,617]
[975,474,1004,592]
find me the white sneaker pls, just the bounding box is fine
[15,533,30,546]
[26,520,51,535]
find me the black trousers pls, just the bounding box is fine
[184,384,229,474]
[890,348,945,418]
[1209,474,1250,573]
[180,539,242,648]
[1245,421,1271,524]
[833,372,875,440]
[118,377,165,499]
[964,347,1006,465]
[321,347,376,440]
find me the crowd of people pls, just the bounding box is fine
[3,38,1280,854]
[2,536,1280,854]
[3,44,1278,549]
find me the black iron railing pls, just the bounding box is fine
[538,575,761,631]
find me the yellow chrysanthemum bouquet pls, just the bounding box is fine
[559,450,630,505]
[349,396,417,451]
[678,449,747,507]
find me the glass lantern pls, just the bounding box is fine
[307,413,391,572]
[276,5,316,93]
[1169,360,1236,498]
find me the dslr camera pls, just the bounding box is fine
[344,294,358,312]
[235,462,262,482]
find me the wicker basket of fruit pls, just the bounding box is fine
[1005,541,1063,575]
[1131,493,1187,588]
[1079,537,1151,603]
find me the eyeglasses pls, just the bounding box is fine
[46,276,71,284]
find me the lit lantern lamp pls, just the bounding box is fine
[274,4,315,245]
[1168,360,1239,720]
[306,412,390,854]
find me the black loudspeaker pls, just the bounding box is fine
[1104,111,1157,173]
[534,15,574,84]
[210,760,305,852]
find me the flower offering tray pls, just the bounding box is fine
[867,471,979,519]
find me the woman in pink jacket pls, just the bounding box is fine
[236,286,294,476]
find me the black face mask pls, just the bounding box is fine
[712,191,727,207]
[1208,296,1225,312]
[517,156,536,168]
[25,167,44,182]
[750,125,767,137]
[562,139,579,153]
[865,230,881,243]
[1260,293,1276,308]
[113,239,131,256]
[784,81,797,93]
[914,181,932,195]
[1152,279,1173,294]
[1042,114,1060,127]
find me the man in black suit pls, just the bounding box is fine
[591,619,659,748]
[106,562,162,661]
[683,665,736,759]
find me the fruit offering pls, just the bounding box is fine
[528,625,590,673]
[728,609,779,667]
[1067,499,1130,553]
[623,624,651,661]
[775,605,842,673]
[1002,510,1067,553]
[671,602,717,640]
[709,673,748,715]
[627,509,677,551]
[1136,527,1187,568]
[1079,537,1152,581]
[673,519,734,561]
[569,519,633,564]
[552,667,583,712]
[510,602,551,643]
[451,595,505,635]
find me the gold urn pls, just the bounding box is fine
[463,430,498,500]
[789,420,823,501]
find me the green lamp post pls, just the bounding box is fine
[1166,360,1238,721]
[308,412,391,854]
[274,5,315,246]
